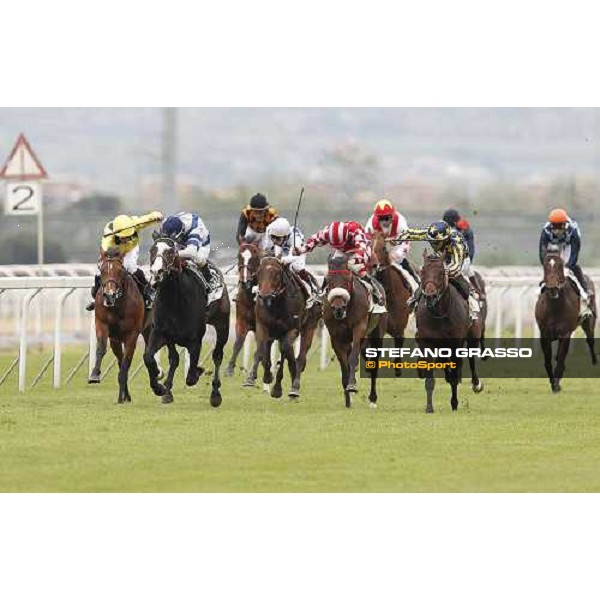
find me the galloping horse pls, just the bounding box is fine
[371,231,412,375]
[535,249,597,393]
[324,254,387,409]
[225,242,272,386]
[415,252,471,413]
[143,237,230,405]
[88,248,152,403]
[254,256,320,399]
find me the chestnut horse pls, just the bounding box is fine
[324,254,387,409]
[535,250,597,393]
[371,231,412,376]
[225,242,273,386]
[254,256,320,399]
[415,253,471,413]
[88,248,152,403]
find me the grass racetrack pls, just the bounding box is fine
[0,348,598,492]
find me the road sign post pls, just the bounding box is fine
[1,134,48,275]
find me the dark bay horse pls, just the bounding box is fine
[324,254,387,409]
[371,231,412,376]
[88,248,152,403]
[535,250,597,393]
[255,256,320,399]
[415,253,471,413]
[143,237,230,405]
[224,242,273,386]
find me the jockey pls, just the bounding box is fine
[263,217,321,304]
[236,193,278,245]
[539,208,592,318]
[365,199,419,292]
[394,220,480,322]
[159,211,217,292]
[86,211,163,311]
[296,221,385,306]
[442,208,482,296]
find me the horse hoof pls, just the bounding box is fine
[345,383,357,393]
[152,383,167,397]
[210,392,222,408]
[426,407,434,414]
[288,387,300,398]
[224,367,235,378]
[394,369,403,378]
[369,402,377,409]
[472,381,484,393]
[271,386,283,399]
[242,379,256,388]
[161,392,174,404]
[551,383,561,394]
[186,372,200,386]
[88,375,100,384]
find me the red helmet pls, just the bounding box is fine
[328,222,349,246]
[548,208,569,224]
[374,199,394,218]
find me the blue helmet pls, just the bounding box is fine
[427,221,452,242]
[161,216,185,241]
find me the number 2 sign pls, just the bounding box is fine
[5,181,41,215]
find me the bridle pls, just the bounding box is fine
[257,257,286,301]
[150,237,181,284]
[100,256,125,306]
[421,257,449,312]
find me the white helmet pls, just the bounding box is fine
[269,217,291,239]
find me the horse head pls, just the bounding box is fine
[543,249,566,299]
[98,247,126,307]
[149,237,181,286]
[420,250,448,308]
[238,242,261,292]
[257,256,285,309]
[371,231,390,269]
[327,253,353,320]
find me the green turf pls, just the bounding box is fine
[0,347,598,492]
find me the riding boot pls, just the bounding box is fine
[298,269,322,303]
[133,268,154,310]
[571,264,593,318]
[200,263,215,292]
[407,287,422,312]
[86,274,101,311]
[402,259,421,284]
[469,275,486,301]
[362,274,386,306]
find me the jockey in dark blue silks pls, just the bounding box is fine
[443,208,481,295]
[159,212,217,291]
[539,208,592,318]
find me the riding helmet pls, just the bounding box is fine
[427,221,452,242]
[548,208,569,224]
[161,215,185,240]
[442,208,460,226]
[374,199,395,218]
[250,193,269,209]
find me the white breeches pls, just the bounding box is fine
[180,244,211,267]
[332,249,367,276]
[286,254,306,272]
[122,246,139,273]
[244,227,266,245]
[461,257,475,279]
[390,242,410,264]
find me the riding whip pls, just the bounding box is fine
[293,187,305,251]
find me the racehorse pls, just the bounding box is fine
[535,249,597,393]
[415,252,471,413]
[370,231,412,376]
[324,253,387,409]
[143,237,230,405]
[254,256,320,399]
[88,248,152,403]
[224,242,273,386]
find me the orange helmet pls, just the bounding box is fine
[374,199,394,218]
[548,208,569,224]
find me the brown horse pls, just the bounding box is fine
[88,248,152,403]
[371,231,412,376]
[224,242,273,384]
[415,252,471,413]
[535,250,597,393]
[324,254,387,409]
[254,256,320,399]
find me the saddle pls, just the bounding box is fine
[184,261,225,304]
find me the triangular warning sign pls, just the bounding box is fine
[0,133,48,180]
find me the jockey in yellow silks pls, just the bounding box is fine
[86,211,163,311]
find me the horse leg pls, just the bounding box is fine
[108,338,125,403]
[447,364,460,411]
[553,336,571,393]
[540,337,554,392]
[185,342,202,387]
[271,341,286,399]
[164,344,180,390]
[144,329,168,397]
[225,320,248,377]
[331,336,352,408]
[88,322,108,384]
[285,334,300,399]
[424,371,435,413]
[467,338,483,393]
[393,336,404,377]
[346,323,368,393]
[118,334,137,404]
[367,334,382,408]
[582,314,597,365]
[209,317,229,407]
